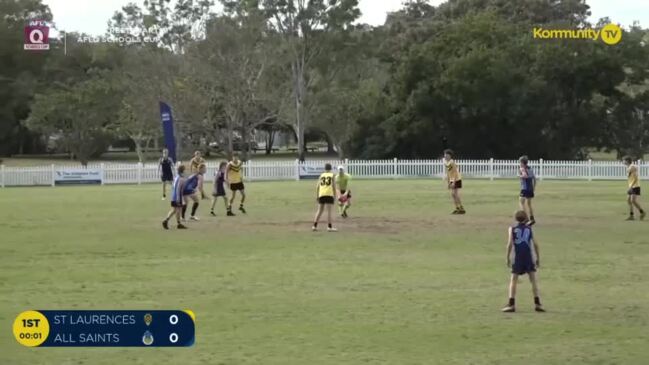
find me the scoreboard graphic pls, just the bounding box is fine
[13,310,195,347]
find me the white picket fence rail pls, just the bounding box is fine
[0,159,643,187]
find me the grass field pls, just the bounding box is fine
[1,179,648,365]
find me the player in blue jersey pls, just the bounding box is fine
[181,163,207,221]
[162,165,188,229]
[518,156,537,225]
[502,210,545,313]
[159,148,174,200]
[210,162,228,216]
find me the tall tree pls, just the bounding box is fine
[27,72,120,165]
[191,4,283,160]
[0,0,52,156]
[262,0,361,160]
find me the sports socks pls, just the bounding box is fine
[182,205,188,219]
[508,298,515,306]
[191,202,199,216]
[534,297,541,305]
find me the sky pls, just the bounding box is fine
[42,0,649,35]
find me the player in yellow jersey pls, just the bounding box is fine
[336,166,352,218]
[226,154,246,216]
[189,150,205,173]
[443,149,465,214]
[312,163,338,232]
[624,156,645,221]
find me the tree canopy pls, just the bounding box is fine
[2,0,648,162]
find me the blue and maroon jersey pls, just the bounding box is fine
[183,174,200,195]
[512,224,534,263]
[520,167,535,191]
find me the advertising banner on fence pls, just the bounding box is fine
[299,165,326,180]
[53,169,103,185]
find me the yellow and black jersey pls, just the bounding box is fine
[227,161,243,184]
[190,157,205,173]
[318,172,335,197]
[628,165,640,188]
[445,159,462,182]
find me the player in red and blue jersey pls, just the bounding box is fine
[182,164,207,221]
[518,155,536,225]
[502,210,545,313]
[162,165,188,230]
[210,162,228,216]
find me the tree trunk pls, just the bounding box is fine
[293,60,307,162]
[335,143,344,159]
[325,132,335,154]
[226,120,234,160]
[265,130,276,155]
[134,139,145,163]
[241,124,249,161]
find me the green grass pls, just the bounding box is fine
[1,180,648,364]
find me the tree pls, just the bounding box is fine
[0,0,52,156]
[191,5,282,160]
[262,0,361,160]
[27,74,120,165]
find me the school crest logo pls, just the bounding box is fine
[142,331,154,346]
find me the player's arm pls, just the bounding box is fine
[332,176,337,199]
[225,163,231,184]
[533,237,540,268]
[505,227,513,267]
[315,181,320,201]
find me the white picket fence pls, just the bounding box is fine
[0,159,643,187]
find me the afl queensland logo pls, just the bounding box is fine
[142,331,154,346]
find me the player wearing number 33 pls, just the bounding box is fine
[312,163,338,232]
[502,210,545,313]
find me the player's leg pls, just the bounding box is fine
[502,274,518,312]
[450,187,459,214]
[528,272,545,312]
[221,196,228,211]
[227,190,237,216]
[526,198,536,225]
[239,189,247,213]
[326,203,337,232]
[162,207,175,229]
[627,193,635,220]
[210,195,217,216]
[175,207,187,229]
[162,181,167,199]
[312,204,324,231]
[454,188,465,214]
[181,199,188,220]
[631,193,645,220]
[190,193,201,220]
[342,196,351,217]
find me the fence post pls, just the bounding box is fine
[247,160,251,182]
[539,158,544,181]
[101,163,105,185]
[489,158,494,181]
[393,157,398,179]
[137,162,142,185]
[588,159,592,181]
[639,160,643,181]
[51,164,55,187]
[0,164,4,188]
[295,159,300,181]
